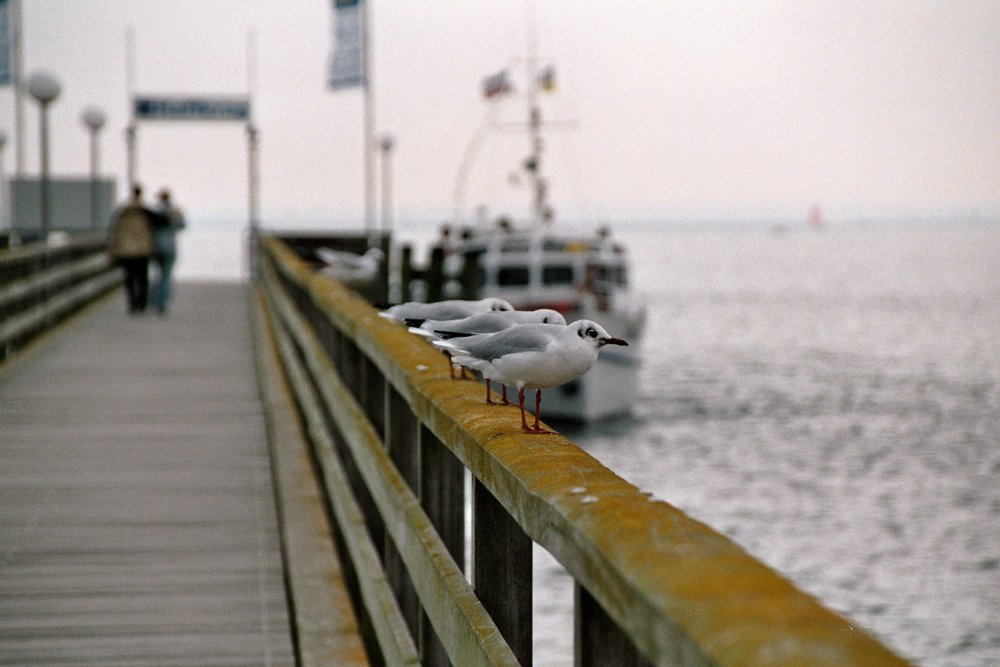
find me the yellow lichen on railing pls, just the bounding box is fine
[262,236,913,667]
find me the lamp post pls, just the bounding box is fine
[0,131,7,233]
[246,122,260,281]
[379,134,394,235]
[81,106,107,230]
[27,71,61,239]
[125,123,136,189]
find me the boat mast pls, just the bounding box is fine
[524,2,548,226]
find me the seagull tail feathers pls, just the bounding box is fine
[433,330,475,340]
[431,339,462,353]
[408,327,439,340]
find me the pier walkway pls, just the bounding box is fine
[2,236,915,667]
[0,283,296,666]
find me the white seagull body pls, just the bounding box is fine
[433,320,628,433]
[408,308,566,339]
[409,308,567,387]
[316,247,385,286]
[378,297,514,324]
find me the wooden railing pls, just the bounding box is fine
[0,233,120,361]
[255,235,912,667]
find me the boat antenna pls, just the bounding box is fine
[524,0,549,226]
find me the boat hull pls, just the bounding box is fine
[528,345,640,423]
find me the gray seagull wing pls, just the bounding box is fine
[452,325,555,363]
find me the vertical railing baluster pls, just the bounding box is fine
[419,425,465,667]
[342,338,360,403]
[575,584,654,667]
[333,337,385,557]
[385,386,421,646]
[364,357,385,440]
[419,425,465,568]
[473,479,532,667]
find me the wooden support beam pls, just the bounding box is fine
[473,480,532,667]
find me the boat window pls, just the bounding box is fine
[542,265,574,285]
[497,265,530,286]
[614,265,628,286]
[542,239,566,252]
[501,239,531,253]
[583,264,629,294]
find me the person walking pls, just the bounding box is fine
[151,188,186,314]
[108,185,156,313]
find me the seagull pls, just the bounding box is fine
[433,320,628,433]
[409,308,567,386]
[316,246,385,287]
[378,297,514,324]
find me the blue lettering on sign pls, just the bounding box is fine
[134,97,251,121]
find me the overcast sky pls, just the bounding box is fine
[5,0,999,227]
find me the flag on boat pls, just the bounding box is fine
[537,65,556,92]
[327,0,365,90]
[482,70,512,98]
[0,0,11,86]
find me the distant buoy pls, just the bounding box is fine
[809,204,823,230]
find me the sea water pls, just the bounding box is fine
[176,222,999,667]
[539,225,1000,667]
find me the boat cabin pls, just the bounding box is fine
[448,229,630,315]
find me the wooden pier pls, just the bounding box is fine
[1,236,914,667]
[0,283,296,666]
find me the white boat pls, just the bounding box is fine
[440,225,645,422]
[434,46,645,422]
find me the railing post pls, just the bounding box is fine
[419,425,465,667]
[473,479,532,667]
[385,386,421,646]
[363,356,385,440]
[330,334,386,558]
[575,583,654,667]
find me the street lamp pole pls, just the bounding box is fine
[125,124,137,189]
[0,132,7,232]
[379,134,394,235]
[81,107,107,230]
[246,122,260,281]
[27,71,61,240]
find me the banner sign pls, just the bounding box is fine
[134,96,251,122]
[327,0,365,90]
[0,0,11,86]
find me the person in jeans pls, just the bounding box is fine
[108,185,156,313]
[151,188,186,315]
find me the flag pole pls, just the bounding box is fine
[246,28,258,231]
[125,26,137,188]
[362,0,376,246]
[12,0,24,177]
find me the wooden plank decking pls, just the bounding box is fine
[0,283,296,666]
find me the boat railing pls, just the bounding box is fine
[0,233,121,362]
[256,233,912,667]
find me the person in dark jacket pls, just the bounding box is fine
[108,185,158,313]
[151,188,186,314]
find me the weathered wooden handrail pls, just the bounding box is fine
[256,234,912,667]
[0,233,121,361]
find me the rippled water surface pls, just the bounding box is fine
[536,226,1000,667]
[178,223,999,665]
